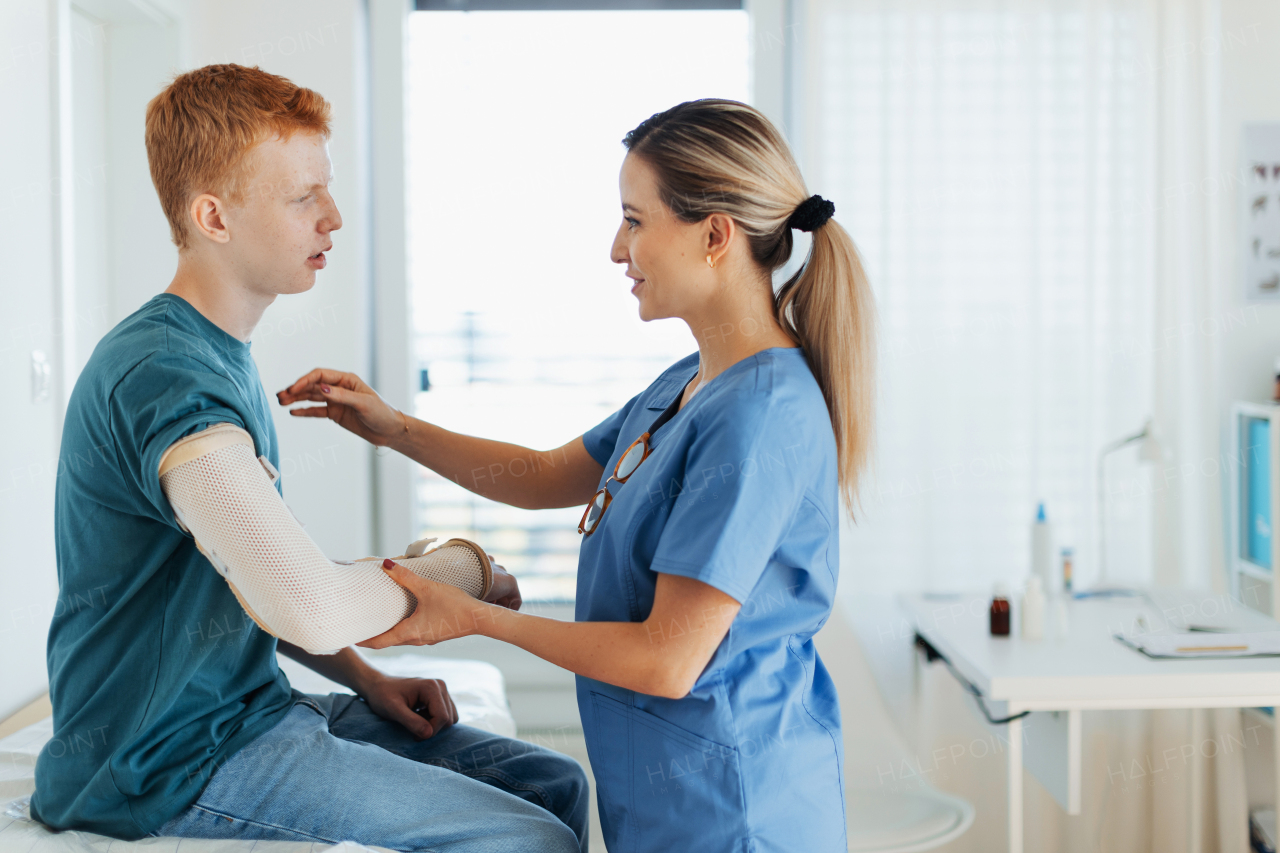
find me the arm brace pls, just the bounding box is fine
[158,423,493,655]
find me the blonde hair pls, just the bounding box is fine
[623,99,876,515]
[146,64,331,249]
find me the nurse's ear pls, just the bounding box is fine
[703,212,736,270]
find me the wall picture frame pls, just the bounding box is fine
[1243,123,1280,302]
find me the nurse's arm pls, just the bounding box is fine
[277,367,603,510]
[361,565,741,700]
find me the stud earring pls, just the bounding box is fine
[706,254,716,269]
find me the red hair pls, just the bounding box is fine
[145,64,331,249]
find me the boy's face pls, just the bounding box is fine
[223,131,342,296]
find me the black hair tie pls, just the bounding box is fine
[787,194,835,231]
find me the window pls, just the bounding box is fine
[406,7,749,599]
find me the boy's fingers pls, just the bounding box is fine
[389,701,435,740]
[445,685,459,724]
[375,691,433,739]
[417,683,453,736]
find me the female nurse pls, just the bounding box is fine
[277,99,876,852]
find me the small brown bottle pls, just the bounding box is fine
[990,583,1011,636]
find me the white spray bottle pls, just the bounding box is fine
[1031,502,1055,592]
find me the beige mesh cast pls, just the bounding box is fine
[158,423,492,655]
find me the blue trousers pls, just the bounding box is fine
[151,692,588,852]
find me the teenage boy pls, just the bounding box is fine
[31,64,587,853]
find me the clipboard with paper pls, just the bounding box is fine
[1115,631,1280,660]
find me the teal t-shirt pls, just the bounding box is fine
[31,293,294,839]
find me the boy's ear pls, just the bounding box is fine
[188,193,232,245]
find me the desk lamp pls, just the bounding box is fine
[1096,419,1163,589]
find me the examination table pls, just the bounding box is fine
[0,654,516,852]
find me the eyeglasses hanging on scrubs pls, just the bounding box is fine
[578,381,690,536]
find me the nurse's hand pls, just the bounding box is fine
[359,559,500,648]
[276,368,406,447]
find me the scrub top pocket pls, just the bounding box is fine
[588,691,751,853]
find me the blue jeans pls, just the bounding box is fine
[151,692,588,852]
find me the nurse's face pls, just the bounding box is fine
[610,154,716,323]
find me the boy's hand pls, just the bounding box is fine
[484,560,522,611]
[359,672,459,740]
[277,368,406,447]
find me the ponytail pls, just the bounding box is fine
[624,99,877,517]
[774,220,877,515]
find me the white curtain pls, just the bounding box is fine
[1145,0,1226,594]
[803,0,1163,593]
[802,0,1246,849]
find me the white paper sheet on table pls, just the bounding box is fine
[1115,631,1280,659]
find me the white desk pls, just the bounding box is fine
[901,590,1280,853]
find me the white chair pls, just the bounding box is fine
[815,597,975,852]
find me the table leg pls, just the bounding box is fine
[1068,709,1083,814]
[1274,708,1280,850]
[1008,716,1023,853]
[1190,709,1205,853]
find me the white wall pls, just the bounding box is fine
[185,0,378,559]
[1216,0,1280,608]
[0,1,63,722]
[101,2,186,327]
[0,0,391,719]
[1217,2,1280,406]
[744,0,787,137]
[0,0,189,721]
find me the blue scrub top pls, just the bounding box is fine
[578,347,846,853]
